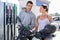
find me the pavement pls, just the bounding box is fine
[53,31,60,40]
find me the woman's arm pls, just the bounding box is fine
[35,17,39,32]
[48,16,53,23]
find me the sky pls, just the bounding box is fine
[48,0,60,14]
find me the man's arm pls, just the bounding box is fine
[17,11,23,23]
[29,14,36,30]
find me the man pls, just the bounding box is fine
[18,1,36,40]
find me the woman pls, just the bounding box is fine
[35,4,53,40]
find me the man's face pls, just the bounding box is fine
[26,3,33,12]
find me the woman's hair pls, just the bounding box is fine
[41,5,48,12]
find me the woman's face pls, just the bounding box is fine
[40,6,46,14]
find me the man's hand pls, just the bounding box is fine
[24,25,29,30]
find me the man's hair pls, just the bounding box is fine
[26,1,33,5]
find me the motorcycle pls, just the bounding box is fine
[16,16,56,40]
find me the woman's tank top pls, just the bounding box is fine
[38,16,50,32]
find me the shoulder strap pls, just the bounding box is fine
[46,15,49,18]
[38,16,40,18]
[36,16,40,22]
[47,15,51,22]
